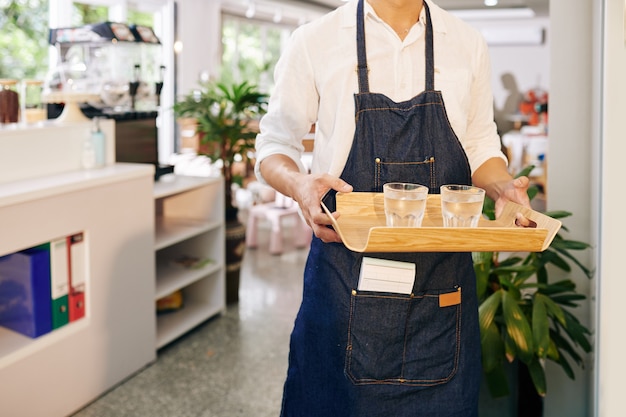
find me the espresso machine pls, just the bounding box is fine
[47,22,173,179]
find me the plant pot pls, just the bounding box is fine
[479,362,517,417]
[517,361,544,417]
[225,215,246,304]
[478,361,544,417]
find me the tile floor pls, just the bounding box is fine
[71,227,307,417]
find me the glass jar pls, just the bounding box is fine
[21,79,46,123]
[0,79,20,124]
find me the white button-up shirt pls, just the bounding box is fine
[255,0,506,183]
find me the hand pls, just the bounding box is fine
[494,176,533,226]
[291,173,353,243]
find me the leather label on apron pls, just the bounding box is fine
[439,287,462,308]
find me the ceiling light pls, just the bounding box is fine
[273,8,283,23]
[451,7,535,20]
[484,0,498,6]
[245,2,256,19]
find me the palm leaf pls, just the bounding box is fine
[526,360,547,397]
[502,290,534,363]
[532,295,550,358]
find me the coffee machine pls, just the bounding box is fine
[47,22,173,179]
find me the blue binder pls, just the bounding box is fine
[0,247,52,338]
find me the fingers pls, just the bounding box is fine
[514,213,537,228]
[313,225,342,243]
[514,175,530,189]
[288,174,352,244]
[310,210,343,243]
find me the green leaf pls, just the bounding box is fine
[550,330,584,368]
[504,332,517,363]
[502,290,534,363]
[516,165,536,178]
[526,360,547,397]
[537,293,566,326]
[540,280,576,295]
[562,311,593,352]
[473,252,492,301]
[546,338,560,361]
[552,239,592,251]
[479,291,503,331]
[498,256,525,267]
[543,210,572,219]
[484,366,511,398]
[551,246,595,279]
[532,295,550,358]
[554,345,576,380]
[481,321,505,373]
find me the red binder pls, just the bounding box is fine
[67,233,86,321]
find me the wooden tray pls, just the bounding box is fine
[321,192,561,253]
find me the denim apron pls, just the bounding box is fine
[280,2,481,416]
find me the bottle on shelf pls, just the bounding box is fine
[0,79,20,124]
[21,79,46,123]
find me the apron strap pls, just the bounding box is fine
[424,2,435,91]
[356,0,370,93]
[356,0,436,93]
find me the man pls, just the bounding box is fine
[255,0,530,415]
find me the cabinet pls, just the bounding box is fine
[153,174,225,348]
[0,163,156,417]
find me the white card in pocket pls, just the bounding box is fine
[357,257,416,294]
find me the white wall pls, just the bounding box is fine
[175,0,222,95]
[546,0,597,416]
[596,0,626,416]
[464,16,551,114]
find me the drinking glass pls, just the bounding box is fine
[383,182,429,227]
[440,184,486,227]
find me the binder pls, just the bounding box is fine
[68,233,86,321]
[0,247,52,338]
[50,237,69,328]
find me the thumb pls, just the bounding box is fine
[514,176,530,189]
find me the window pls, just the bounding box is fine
[221,13,295,94]
[0,0,49,80]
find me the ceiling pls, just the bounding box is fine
[293,0,549,17]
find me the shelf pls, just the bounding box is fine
[0,163,154,209]
[153,174,222,199]
[0,319,89,370]
[156,294,224,349]
[153,174,225,350]
[155,258,222,299]
[154,217,221,250]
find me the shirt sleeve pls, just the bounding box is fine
[254,27,320,184]
[462,35,508,174]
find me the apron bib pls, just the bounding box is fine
[281,2,481,416]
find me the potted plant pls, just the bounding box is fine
[474,166,593,416]
[173,77,268,303]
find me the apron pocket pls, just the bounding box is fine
[374,157,436,191]
[345,288,461,387]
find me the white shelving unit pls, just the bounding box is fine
[0,163,156,417]
[153,174,225,348]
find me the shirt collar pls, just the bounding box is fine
[338,0,448,35]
